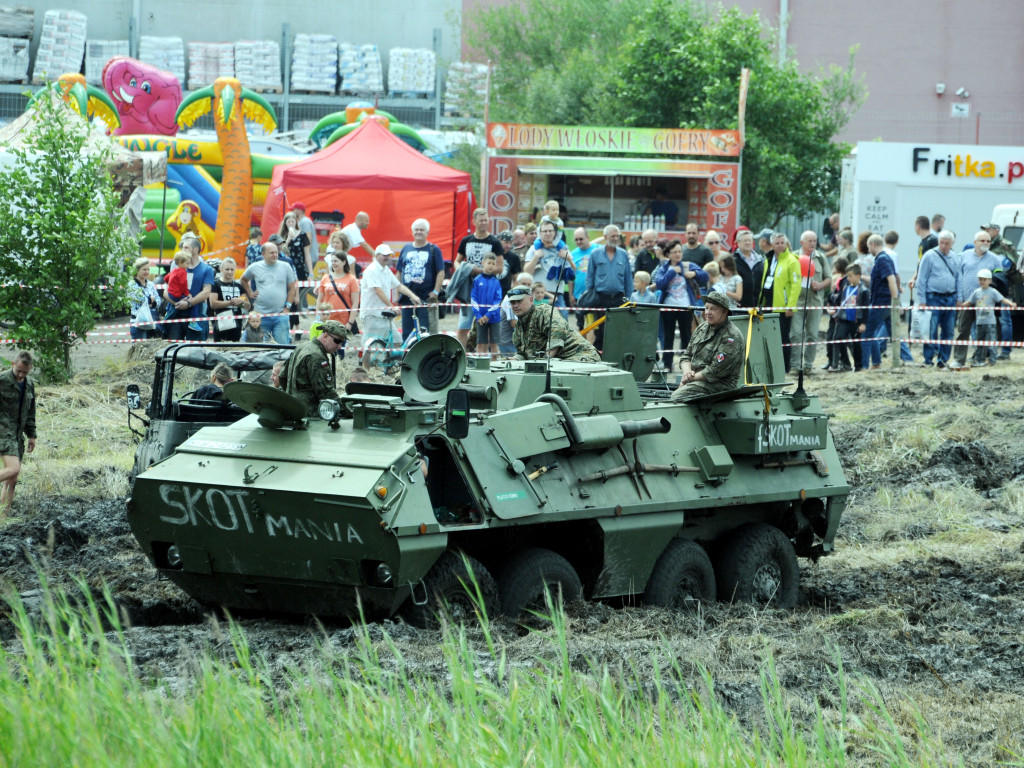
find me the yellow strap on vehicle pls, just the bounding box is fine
[743,307,772,414]
[580,301,634,336]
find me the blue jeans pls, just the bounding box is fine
[998,302,1013,355]
[861,307,889,368]
[547,293,569,320]
[498,319,516,356]
[130,326,160,341]
[185,320,208,342]
[260,314,291,344]
[924,292,956,364]
[880,317,914,361]
[401,305,429,342]
[973,324,998,364]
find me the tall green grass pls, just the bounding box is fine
[0,582,965,767]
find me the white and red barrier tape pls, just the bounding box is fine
[2,299,1022,348]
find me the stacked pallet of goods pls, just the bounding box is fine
[291,33,337,93]
[31,8,86,84]
[0,5,32,83]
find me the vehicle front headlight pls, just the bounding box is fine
[318,399,341,421]
[165,544,182,568]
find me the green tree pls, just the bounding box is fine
[468,0,865,227]
[0,90,138,381]
[466,0,648,125]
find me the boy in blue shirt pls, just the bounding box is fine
[471,253,503,359]
[629,270,659,304]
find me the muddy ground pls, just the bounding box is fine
[2,337,1024,763]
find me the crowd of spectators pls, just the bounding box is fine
[126,202,1021,375]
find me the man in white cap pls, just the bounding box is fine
[358,243,423,341]
[950,231,1002,369]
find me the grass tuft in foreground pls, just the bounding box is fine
[0,582,973,767]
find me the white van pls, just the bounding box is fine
[989,205,1024,253]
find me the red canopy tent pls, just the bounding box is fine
[263,119,475,262]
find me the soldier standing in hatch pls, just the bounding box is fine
[507,285,600,362]
[671,292,744,401]
[279,320,349,415]
[0,351,37,515]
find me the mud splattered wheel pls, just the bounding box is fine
[402,551,498,629]
[714,523,799,609]
[498,548,583,619]
[644,539,716,609]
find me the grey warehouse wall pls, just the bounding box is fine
[17,0,463,73]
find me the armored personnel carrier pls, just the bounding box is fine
[127,307,849,623]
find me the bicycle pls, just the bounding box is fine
[360,310,426,371]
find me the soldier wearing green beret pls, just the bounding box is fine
[280,319,349,415]
[671,291,744,401]
[507,285,600,362]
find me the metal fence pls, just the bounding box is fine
[0,83,442,133]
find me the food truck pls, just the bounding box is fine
[484,122,742,241]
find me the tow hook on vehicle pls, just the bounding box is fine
[409,580,428,606]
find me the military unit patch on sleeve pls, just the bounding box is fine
[725,338,734,344]
[716,353,726,362]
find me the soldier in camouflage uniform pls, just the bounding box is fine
[982,222,1022,357]
[671,292,745,401]
[280,320,349,415]
[507,285,600,362]
[0,351,37,513]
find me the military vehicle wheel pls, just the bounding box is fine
[644,539,716,609]
[714,524,799,609]
[402,551,498,629]
[498,548,583,618]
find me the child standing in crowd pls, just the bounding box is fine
[164,250,202,334]
[822,258,850,370]
[308,303,335,341]
[965,268,1017,366]
[717,255,743,305]
[828,264,868,372]
[471,253,502,359]
[630,271,659,304]
[242,311,263,343]
[245,227,263,265]
[703,260,721,300]
[532,281,551,305]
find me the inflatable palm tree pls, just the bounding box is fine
[30,73,120,133]
[176,77,277,264]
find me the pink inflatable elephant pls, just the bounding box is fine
[102,56,182,136]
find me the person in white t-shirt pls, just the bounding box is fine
[341,211,374,262]
[358,243,422,340]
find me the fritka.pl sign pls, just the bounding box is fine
[911,146,1024,185]
[487,123,742,157]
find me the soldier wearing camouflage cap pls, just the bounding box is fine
[671,291,744,402]
[279,320,349,415]
[507,285,600,362]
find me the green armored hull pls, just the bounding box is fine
[128,309,849,622]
